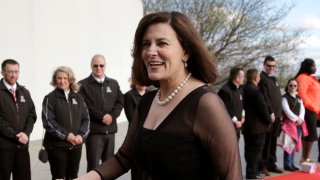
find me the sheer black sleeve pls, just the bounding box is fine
[94,109,140,179]
[194,92,242,180]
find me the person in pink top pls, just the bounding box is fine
[278,78,308,171]
[295,58,320,163]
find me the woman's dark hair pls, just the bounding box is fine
[295,58,315,77]
[284,78,297,92]
[129,73,140,89]
[131,11,217,87]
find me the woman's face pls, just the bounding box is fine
[56,71,70,91]
[141,23,188,82]
[287,80,298,93]
[310,64,316,74]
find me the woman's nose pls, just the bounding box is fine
[146,49,157,56]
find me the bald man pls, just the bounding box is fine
[79,54,124,172]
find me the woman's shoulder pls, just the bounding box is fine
[45,89,58,98]
[197,86,224,107]
[124,89,136,97]
[296,73,310,81]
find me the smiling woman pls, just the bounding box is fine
[50,66,80,92]
[42,66,90,179]
[78,11,242,180]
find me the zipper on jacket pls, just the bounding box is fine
[16,102,20,126]
[14,89,19,123]
[66,98,73,128]
[101,84,105,101]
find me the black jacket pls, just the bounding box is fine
[218,80,243,121]
[42,88,90,148]
[283,93,302,116]
[124,88,143,123]
[78,75,124,134]
[0,79,37,149]
[259,71,282,118]
[242,82,272,134]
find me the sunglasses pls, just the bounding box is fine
[93,64,105,68]
[289,84,297,87]
[266,64,276,68]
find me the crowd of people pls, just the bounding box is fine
[217,57,320,179]
[0,54,124,180]
[1,11,319,180]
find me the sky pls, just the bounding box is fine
[281,0,320,67]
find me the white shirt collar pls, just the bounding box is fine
[64,89,70,100]
[92,74,105,83]
[263,70,272,77]
[3,79,17,90]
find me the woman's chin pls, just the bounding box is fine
[148,74,162,81]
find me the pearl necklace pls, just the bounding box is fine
[155,73,192,106]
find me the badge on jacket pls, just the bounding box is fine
[20,95,26,102]
[106,87,112,93]
[72,98,78,104]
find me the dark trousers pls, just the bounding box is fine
[244,132,266,177]
[0,148,31,180]
[261,118,281,169]
[318,120,320,162]
[47,146,82,180]
[318,134,320,162]
[86,133,115,172]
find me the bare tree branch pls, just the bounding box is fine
[141,0,305,85]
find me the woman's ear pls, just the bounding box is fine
[183,52,190,62]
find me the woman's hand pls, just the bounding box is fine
[66,133,76,145]
[75,135,83,145]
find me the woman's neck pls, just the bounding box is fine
[137,89,145,95]
[289,91,296,97]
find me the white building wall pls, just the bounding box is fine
[0,0,143,140]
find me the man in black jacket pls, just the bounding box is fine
[243,69,273,179]
[218,66,245,140]
[79,54,124,172]
[259,56,283,174]
[0,59,37,180]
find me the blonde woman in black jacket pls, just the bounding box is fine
[42,66,90,180]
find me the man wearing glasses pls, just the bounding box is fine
[79,54,124,172]
[0,59,37,180]
[258,55,283,175]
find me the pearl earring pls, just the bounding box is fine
[184,61,188,68]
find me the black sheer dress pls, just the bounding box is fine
[95,86,242,180]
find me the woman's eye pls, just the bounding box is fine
[142,42,150,49]
[158,41,168,46]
